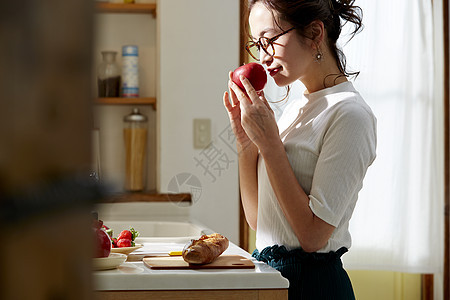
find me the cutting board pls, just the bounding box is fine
[143,255,255,270]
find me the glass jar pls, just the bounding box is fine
[97,51,121,97]
[123,108,148,191]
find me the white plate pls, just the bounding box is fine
[93,253,127,271]
[111,244,143,255]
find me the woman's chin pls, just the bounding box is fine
[274,77,294,88]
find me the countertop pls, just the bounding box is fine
[93,238,289,291]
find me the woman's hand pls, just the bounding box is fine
[228,74,279,153]
[224,72,260,230]
[223,71,257,153]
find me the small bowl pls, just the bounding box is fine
[93,253,127,271]
[111,244,143,255]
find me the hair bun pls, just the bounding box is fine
[328,0,336,12]
[329,0,363,34]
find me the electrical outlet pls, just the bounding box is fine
[193,119,211,149]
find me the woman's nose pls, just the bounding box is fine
[259,51,273,66]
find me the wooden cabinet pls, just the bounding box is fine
[97,289,288,299]
[95,97,156,109]
[95,3,157,110]
[96,2,156,15]
[94,2,163,201]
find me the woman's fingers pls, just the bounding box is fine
[258,91,274,113]
[239,75,258,105]
[229,78,252,105]
[226,71,243,107]
[223,91,232,111]
[224,91,241,113]
[227,82,241,107]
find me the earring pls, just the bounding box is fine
[314,49,323,63]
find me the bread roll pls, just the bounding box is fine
[182,233,229,264]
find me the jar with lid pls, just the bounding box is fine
[97,51,121,97]
[123,108,148,191]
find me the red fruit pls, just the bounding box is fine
[93,226,111,258]
[117,239,132,248]
[118,230,132,240]
[232,62,267,92]
[111,238,118,248]
[93,219,103,230]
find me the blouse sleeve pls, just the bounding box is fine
[308,100,377,227]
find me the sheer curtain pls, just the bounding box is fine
[266,0,444,274]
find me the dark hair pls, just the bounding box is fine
[247,0,363,79]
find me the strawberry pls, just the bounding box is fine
[118,230,132,240]
[115,228,140,247]
[117,239,132,248]
[111,238,118,248]
[130,228,139,241]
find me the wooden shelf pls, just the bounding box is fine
[96,3,156,16]
[103,192,192,203]
[96,97,156,109]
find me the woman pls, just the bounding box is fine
[223,0,376,299]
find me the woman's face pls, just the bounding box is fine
[249,2,314,87]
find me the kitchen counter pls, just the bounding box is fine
[94,237,289,299]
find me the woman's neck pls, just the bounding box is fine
[302,49,347,94]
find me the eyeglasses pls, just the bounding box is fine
[245,27,295,61]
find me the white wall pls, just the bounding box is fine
[158,0,241,243]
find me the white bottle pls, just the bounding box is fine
[122,45,139,98]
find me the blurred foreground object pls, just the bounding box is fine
[0,0,99,299]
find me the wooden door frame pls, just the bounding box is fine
[239,0,250,252]
[444,0,449,298]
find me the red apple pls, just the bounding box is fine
[93,219,112,258]
[232,62,267,92]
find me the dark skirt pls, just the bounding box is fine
[252,245,355,300]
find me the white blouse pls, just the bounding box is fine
[256,81,377,253]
